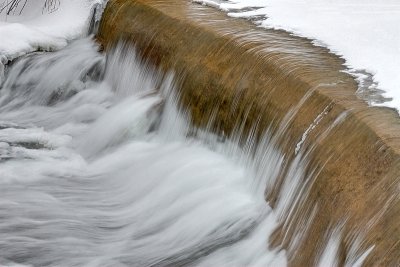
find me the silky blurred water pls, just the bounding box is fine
[0,35,376,267]
[0,38,288,267]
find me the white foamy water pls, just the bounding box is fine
[0,37,375,267]
[0,38,288,267]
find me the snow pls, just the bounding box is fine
[194,0,400,112]
[0,0,106,84]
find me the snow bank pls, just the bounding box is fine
[194,0,400,112]
[0,0,107,84]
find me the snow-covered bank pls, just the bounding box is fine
[195,0,400,112]
[0,0,106,83]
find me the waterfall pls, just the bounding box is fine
[0,37,280,266]
[0,36,374,266]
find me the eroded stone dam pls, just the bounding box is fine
[0,0,400,266]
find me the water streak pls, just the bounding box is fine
[0,38,285,267]
[0,37,373,267]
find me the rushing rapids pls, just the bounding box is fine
[0,38,280,266]
[1,0,399,265]
[0,36,374,266]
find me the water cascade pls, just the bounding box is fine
[1,0,400,266]
[97,0,400,266]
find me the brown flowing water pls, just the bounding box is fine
[97,0,400,266]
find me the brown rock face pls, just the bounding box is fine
[97,0,400,265]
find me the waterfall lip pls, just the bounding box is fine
[97,0,400,265]
[196,0,400,113]
[98,0,400,153]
